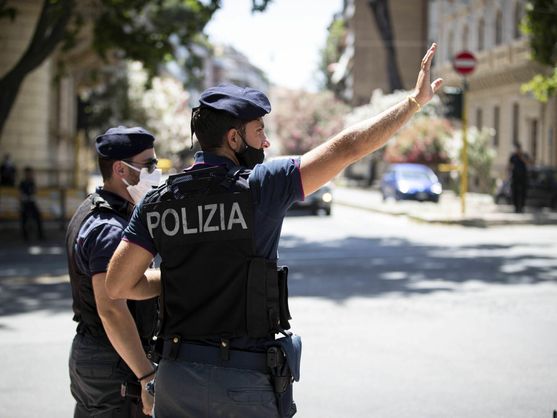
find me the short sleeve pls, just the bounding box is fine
[87,223,125,275]
[123,200,157,255]
[250,157,305,219]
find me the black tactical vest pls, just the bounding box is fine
[141,165,291,340]
[65,189,158,341]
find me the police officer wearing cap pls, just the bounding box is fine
[106,44,443,417]
[66,126,162,417]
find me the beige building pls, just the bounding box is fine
[0,0,98,220]
[0,0,97,190]
[333,0,429,106]
[431,0,557,178]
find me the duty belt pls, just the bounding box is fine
[161,338,268,374]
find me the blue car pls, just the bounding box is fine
[380,163,442,203]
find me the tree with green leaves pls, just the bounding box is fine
[521,0,557,102]
[0,0,274,141]
[319,16,346,93]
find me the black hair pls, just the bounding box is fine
[191,107,246,151]
[98,157,116,181]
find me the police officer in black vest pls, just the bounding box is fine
[106,44,443,417]
[66,127,162,417]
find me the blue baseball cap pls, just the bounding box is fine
[198,84,271,120]
[95,126,155,159]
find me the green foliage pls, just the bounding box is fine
[273,89,349,155]
[465,127,496,193]
[80,65,148,135]
[521,0,557,66]
[384,117,453,165]
[521,67,557,102]
[319,16,346,92]
[90,0,220,81]
[0,0,16,21]
[521,0,557,101]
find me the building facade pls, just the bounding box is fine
[332,0,429,105]
[430,0,557,178]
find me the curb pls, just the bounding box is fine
[334,198,557,227]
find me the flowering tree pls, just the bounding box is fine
[128,62,192,160]
[448,127,496,193]
[384,117,453,165]
[272,89,349,155]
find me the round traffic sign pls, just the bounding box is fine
[452,51,477,75]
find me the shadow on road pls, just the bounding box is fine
[279,234,556,300]
[1,225,555,316]
[0,228,71,316]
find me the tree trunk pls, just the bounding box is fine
[0,0,74,141]
[367,0,404,92]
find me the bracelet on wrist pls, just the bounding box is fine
[138,368,156,381]
[408,95,422,112]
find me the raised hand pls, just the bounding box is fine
[412,43,443,106]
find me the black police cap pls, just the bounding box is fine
[199,84,271,120]
[95,126,155,160]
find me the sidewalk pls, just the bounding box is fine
[334,185,557,227]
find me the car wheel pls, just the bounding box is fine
[324,207,332,216]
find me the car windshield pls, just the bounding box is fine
[398,171,433,182]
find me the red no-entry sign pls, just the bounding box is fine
[452,51,477,76]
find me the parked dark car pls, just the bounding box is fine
[291,183,333,215]
[269,155,333,215]
[495,166,557,210]
[380,163,442,203]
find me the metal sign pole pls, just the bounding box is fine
[460,78,469,216]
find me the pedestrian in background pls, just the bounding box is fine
[1,153,17,186]
[65,127,162,417]
[19,166,44,241]
[508,142,530,213]
[106,44,443,418]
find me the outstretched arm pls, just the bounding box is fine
[300,43,443,196]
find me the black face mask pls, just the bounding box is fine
[235,133,264,169]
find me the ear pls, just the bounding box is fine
[225,128,241,151]
[112,161,126,179]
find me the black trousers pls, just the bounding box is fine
[20,201,44,240]
[69,333,148,418]
[155,358,280,418]
[511,178,528,213]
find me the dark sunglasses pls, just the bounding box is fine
[123,158,159,174]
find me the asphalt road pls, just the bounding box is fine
[1,204,556,418]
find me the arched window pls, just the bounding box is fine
[495,9,503,45]
[514,1,523,39]
[462,23,469,50]
[478,17,485,51]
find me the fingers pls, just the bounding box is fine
[421,43,437,71]
[431,77,443,93]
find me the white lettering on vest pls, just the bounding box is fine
[228,202,247,230]
[148,203,248,237]
[203,204,218,232]
[181,207,198,234]
[161,208,179,236]
[220,203,225,230]
[198,205,203,233]
[146,212,160,238]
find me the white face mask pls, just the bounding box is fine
[121,161,162,203]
